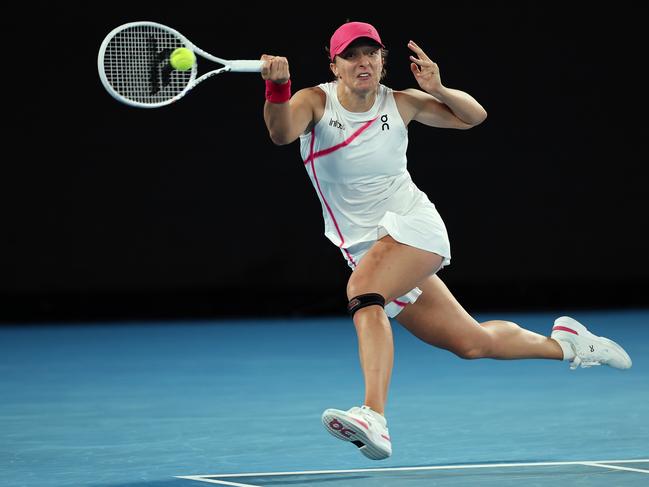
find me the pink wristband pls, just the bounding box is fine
[265,79,291,103]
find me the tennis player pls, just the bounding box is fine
[260,21,632,460]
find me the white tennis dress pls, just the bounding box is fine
[299,81,451,317]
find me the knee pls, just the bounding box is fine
[352,304,388,327]
[452,337,492,360]
[453,345,486,360]
[346,273,376,300]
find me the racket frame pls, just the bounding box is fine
[97,21,263,108]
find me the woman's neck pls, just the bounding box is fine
[336,82,377,112]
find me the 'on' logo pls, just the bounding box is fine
[381,114,389,130]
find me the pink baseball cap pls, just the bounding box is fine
[329,22,385,61]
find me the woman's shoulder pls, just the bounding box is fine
[290,85,327,128]
[392,87,422,100]
[392,88,431,109]
[381,84,416,104]
[390,88,425,126]
[294,84,327,103]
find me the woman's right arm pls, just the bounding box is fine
[261,54,319,146]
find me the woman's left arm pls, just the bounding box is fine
[400,40,487,129]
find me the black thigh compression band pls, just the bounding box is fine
[347,293,386,317]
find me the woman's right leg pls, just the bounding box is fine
[322,237,443,460]
[346,236,444,414]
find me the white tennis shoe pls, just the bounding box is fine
[322,405,392,460]
[551,316,632,370]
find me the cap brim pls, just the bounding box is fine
[332,37,385,60]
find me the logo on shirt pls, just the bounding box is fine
[381,114,390,130]
[329,118,345,130]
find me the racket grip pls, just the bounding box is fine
[229,60,264,72]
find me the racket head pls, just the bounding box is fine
[98,21,198,108]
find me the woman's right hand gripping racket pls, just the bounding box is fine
[98,21,263,108]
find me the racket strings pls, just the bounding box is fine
[102,25,193,105]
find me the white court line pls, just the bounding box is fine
[583,462,649,474]
[176,458,649,484]
[176,476,261,487]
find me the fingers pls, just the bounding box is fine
[407,40,438,76]
[260,54,290,82]
[407,40,432,67]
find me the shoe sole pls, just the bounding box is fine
[322,409,391,460]
[552,317,632,369]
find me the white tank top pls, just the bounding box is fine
[299,81,426,250]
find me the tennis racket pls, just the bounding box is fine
[98,21,263,108]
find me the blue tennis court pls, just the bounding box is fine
[2,308,647,486]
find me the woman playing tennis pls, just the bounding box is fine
[260,21,632,460]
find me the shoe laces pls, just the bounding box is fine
[349,406,383,428]
[356,406,375,422]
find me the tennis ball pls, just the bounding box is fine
[170,47,195,71]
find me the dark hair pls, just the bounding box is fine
[325,39,389,81]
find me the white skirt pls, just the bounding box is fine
[341,196,451,318]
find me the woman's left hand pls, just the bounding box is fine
[408,40,443,96]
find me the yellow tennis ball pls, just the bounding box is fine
[170,47,195,71]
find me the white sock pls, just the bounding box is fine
[554,338,576,361]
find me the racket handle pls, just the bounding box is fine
[228,60,264,72]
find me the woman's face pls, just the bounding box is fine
[331,43,383,94]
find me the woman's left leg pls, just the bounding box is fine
[395,274,564,360]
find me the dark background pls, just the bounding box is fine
[4,2,648,322]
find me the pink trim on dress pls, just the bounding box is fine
[306,116,412,312]
[304,117,378,165]
[305,118,379,266]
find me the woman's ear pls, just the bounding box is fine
[330,62,339,79]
